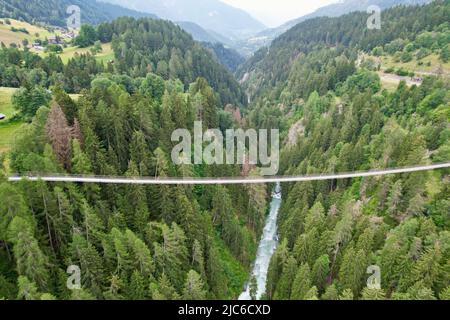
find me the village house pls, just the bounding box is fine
[48,35,62,45]
[32,41,45,50]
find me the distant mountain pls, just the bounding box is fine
[237,0,445,101]
[176,21,223,43]
[174,21,244,71]
[99,0,266,40]
[202,42,245,72]
[247,0,433,52]
[0,0,156,27]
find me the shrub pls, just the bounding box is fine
[401,51,413,63]
[416,48,431,60]
[395,68,409,77]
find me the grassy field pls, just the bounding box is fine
[364,52,450,75]
[40,42,115,64]
[0,87,22,153]
[0,18,55,47]
[378,75,403,91]
[0,87,17,118]
[362,51,450,91]
[0,88,81,153]
[0,19,114,65]
[380,53,450,75]
[95,44,115,65]
[56,43,114,64]
[0,122,22,153]
[69,94,81,101]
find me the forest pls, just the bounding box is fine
[0,0,449,301]
[240,0,450,300]
[0,17,246,106]
[0,0,155,27]
[0,74,267,299]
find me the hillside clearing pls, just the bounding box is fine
[0,18,55,46]
[0,87,17,118]
[56,43,114,64]
[0,122,22,153]
[0,87,20,153]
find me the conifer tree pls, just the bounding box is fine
[16,276,40,300]
[312,255,330,292]
[274,256,298,300]
[290,263,311,300]
[128,271,147,300]
[249,276,258,300]
[322,284,339,300]
[8,217,49,290]
[183,270,207,300]
[70,232,105,292]
[339,289,354,300]
[361,288,386,300]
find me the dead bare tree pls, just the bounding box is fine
[46,102,72,169]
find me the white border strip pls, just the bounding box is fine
[7,163,450,185]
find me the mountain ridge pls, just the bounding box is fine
[99,0,266,41]
[244,0,433,53]
[0,0,157,27]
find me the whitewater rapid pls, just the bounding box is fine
[239,183,281,300]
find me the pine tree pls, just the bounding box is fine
[439,286,450,300]
[183,270,207,300]
[406,194,425,217]
[151,273,180,300]
[190,78,219,129]
[387,180,403,217]
[69,233,104,296]
[128,271,147,300]
[206,244,228,299]
[153,223,189,290]
[249,276,258,300]
[129,130,152,175]
[266,240,289,299]
[311,255,330,292]
[274,256,297,300]
[104,275,125,300]
[8,217,49,290]
[322,284,339,300]
[305,286,319,300]
[411,245,442,290]
[339,288,354,300]
[290,263,311,300]
[52,186,74,249]
[407,282,437,300]
[40,293,57,300]
[0,183,31,243]
[361,287,386,300]
[0,275,15,300]
[192,239,206,278]
[124,161,150,233]
[16,276,40,300]
[71,139,92,174]
[338,247,367,298]
[52,85,78,125]
[82,201,105,247]
[124,229,154,277]
[70,289,96,300]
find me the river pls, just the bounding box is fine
[239,183,281,300]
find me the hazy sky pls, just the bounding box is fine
[221,0,339,27]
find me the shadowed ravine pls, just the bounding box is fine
[239,183,282,300]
